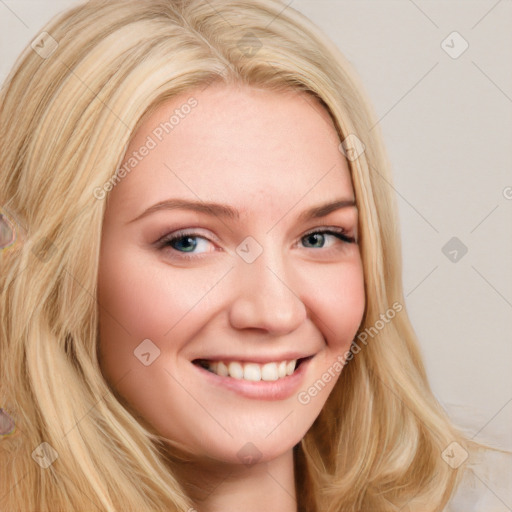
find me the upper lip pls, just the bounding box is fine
[192,353,315,364]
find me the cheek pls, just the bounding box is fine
[308,257,365,351]
[96,243,232,385]
[295,258,364,406]
[96,245,186,382]
[97,247,216,340]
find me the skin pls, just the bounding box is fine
[97,82,365,512]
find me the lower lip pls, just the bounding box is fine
[192,358,313,401]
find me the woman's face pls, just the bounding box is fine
[97,82,365,465]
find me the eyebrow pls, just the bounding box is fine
[127,197,357,224]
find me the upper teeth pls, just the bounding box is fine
[203,359,298,381]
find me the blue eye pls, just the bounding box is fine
[160,232,213,255]
[301,229,356,248]
[156,227,356,261]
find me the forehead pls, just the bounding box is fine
[106,83,354,219]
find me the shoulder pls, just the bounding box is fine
[444,448,512,512]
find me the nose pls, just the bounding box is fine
[228,246,307,334]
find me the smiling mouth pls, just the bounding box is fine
[192,356,312,382]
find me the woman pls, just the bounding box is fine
[0,0,488,510]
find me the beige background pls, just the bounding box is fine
[1,0,511,505]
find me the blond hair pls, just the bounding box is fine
[0,0,475,510]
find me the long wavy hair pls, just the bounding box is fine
[0,0,476,510]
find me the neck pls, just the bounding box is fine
[171,447,298,512]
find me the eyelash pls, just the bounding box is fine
[155,227,357,261]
